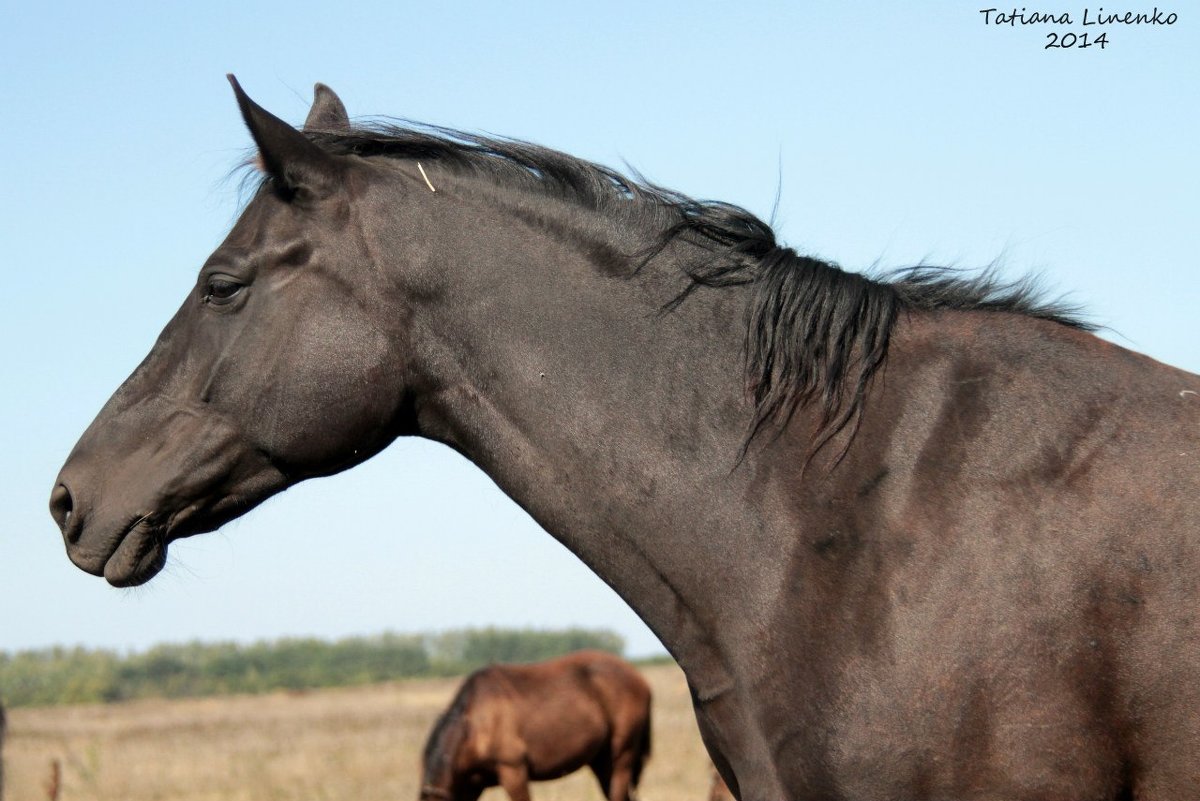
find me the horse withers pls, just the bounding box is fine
[419,650,651,801]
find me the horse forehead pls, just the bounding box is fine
[239,195,305,240]
[212,200,313,259]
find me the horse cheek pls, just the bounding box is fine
[263,315,397,467]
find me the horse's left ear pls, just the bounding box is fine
[227,74,341,199]
[305,83,350,132]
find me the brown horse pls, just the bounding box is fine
[708,769,735,801]
[419,651,651,801]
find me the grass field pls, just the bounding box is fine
[4,663,714,801]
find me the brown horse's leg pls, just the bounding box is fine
[602,752,638,801]
[607,771,634,801]
[496,763,532,801]
[590,757,613,798]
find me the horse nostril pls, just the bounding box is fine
[50,483,77,539]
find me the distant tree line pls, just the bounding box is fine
[0,627,625,708]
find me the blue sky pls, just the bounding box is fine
[2,2,1196,657]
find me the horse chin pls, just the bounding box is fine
[102,519,169,587]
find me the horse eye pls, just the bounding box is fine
[203,277,244,305]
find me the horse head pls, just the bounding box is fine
[50,79,420,585]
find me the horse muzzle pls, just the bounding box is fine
[51,403,289,587]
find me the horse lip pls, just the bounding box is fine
[102,517,167,587]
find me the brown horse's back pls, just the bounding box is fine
[483,650,651,780]
[421,651,651,800]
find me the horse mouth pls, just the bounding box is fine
[102,517,168,587]
[93,495,252,586]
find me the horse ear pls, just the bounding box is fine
[304,83,350,132]
[226,74,340,197]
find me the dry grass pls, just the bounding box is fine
[4,664,713,801]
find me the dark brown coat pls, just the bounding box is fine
[419,651,651,801]
[52,81,1200,799]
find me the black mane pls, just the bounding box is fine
[303,121,1092,450]
[422,670,479,780]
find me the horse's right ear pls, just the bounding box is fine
[227,74,340,199]
[305,83,350,132]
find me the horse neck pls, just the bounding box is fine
[383,173,773,689]
[423,703,471,791]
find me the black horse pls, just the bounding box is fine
[52,78,1200,799]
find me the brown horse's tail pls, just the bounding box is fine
[631,711,652,788]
